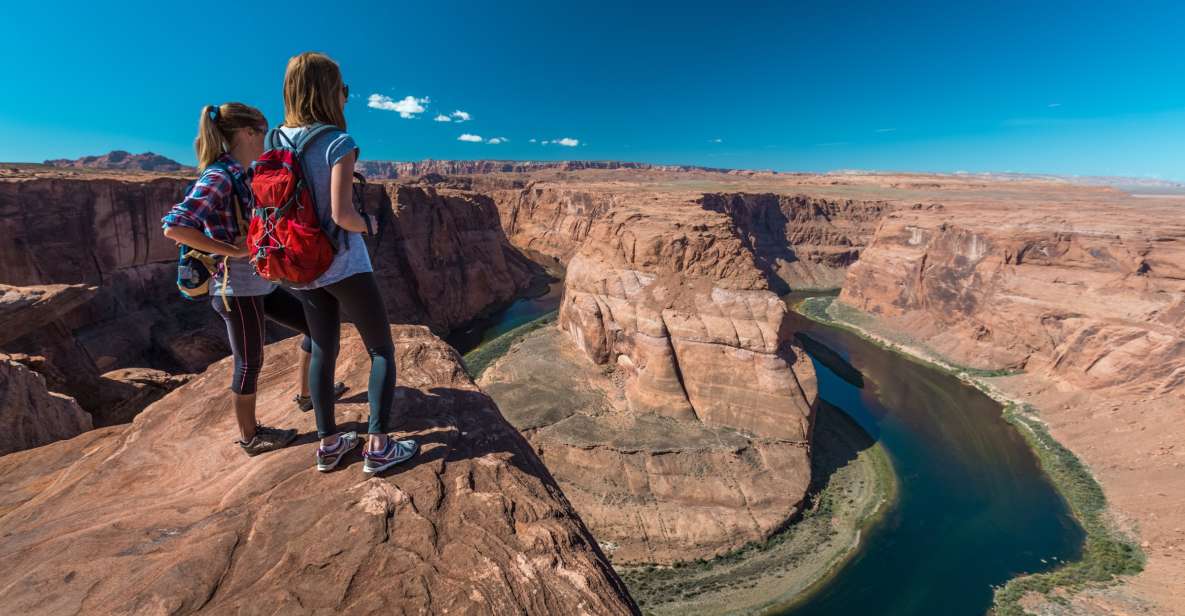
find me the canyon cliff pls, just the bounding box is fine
[44,151,191,172]
[481,181,829,564]
[833,183,1185,614]
[0,171,540,426]
[357,159,740,179]
[0,325,638,615]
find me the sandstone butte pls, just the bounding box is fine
[475,179,891,565]
[0,325,637,615]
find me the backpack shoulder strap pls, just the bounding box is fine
[267,127,296,150]
[294,123,339,157]
[206,160,251,234]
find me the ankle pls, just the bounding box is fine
[367,433,388,451]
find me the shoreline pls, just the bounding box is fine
[792,295,1145,614]
[467,310,899,616]
[612,398,897,616]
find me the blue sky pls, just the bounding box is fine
[2,1,1183,178]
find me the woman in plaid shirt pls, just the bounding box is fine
[162,102,342,456]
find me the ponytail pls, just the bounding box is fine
[193,102,267,171]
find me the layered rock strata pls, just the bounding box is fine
[0,356,92,455]
[485,193,818,564]
[0,325,637,615]
[0,176,539,420]
[836,192,1185,613]
[700,193,889,291]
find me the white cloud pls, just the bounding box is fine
[709,138,723,143]
[528,138,537,143]
[434,114,452,122]
[450,110,471,122]
[875,127,897,133]
[487,137,508,144]
[368,94,429,118]
[1048,103,1062,108]
[458,133,483,142]
[555,137,579,147]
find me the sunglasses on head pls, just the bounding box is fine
[342,83,350,98]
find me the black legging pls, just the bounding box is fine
[211,288,312,395]
[293,272,394,438]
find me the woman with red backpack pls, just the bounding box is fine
[268,52,417,474]
[161,102,342,456]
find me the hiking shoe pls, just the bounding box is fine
[362,438,419,475]
[316,431,360,472]
[294,381,348,412]
[238,425,297,457]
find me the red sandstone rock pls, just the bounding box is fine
[832,182,1185,614]
[0,176,538,419]
[44,151,192,172]
[483,189,818,564]
[0,355,92,455]
[700,193,889,291]
[0,325,637,615]
[0,283,96,346]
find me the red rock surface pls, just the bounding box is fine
[700,193,889,291]
[0,283,96,346]
[0,174,539,420]
[44,150,192,172]
[831,180,1185,614]
[0,355,92,455]
[0,325,637,615]
[482,183,819,564]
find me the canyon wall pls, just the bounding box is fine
[700,193,889,291]
[0,175,540,422]
[835,194,1185,612]
[0,325,638,614]
[483,185,819,564]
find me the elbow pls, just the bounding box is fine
[162,225,179,241]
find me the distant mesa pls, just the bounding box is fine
[357,159,767,178]
[44,150,192,172]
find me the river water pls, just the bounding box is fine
[449,286,1085,615]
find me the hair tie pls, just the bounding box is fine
[208,105,221,123]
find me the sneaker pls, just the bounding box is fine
[294,381,348,412]
[238,425,297,457]
[316,431,359,472]
[362,437,419,474]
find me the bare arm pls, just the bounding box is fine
[329,150,371,233]
[163,226,248,257]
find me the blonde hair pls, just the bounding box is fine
[195,102,266,171]
[283,52,347,130]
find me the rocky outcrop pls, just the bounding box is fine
[0,325,637,614]
[700,193,889,291]
[483,192,817,564]
[0,356,92,456]
[361,184,542,332]
[0,176,539,420]
[490,185,619,263]
[834,191,1185,613]
[0,284,97,346]
[44,151,191,172]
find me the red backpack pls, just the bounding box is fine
[247,124,339,284]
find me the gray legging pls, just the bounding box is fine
[293,272,394,438]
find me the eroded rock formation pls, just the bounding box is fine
[0,174,539,422]
[0,356,92,456]
[483,190,818,564]
[43,150,191,172]
[834,188,1185,613]
[357,159,738,179]
[0,325,637,615]
[700,193,889,291]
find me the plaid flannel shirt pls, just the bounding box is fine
[161,153,249,243]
